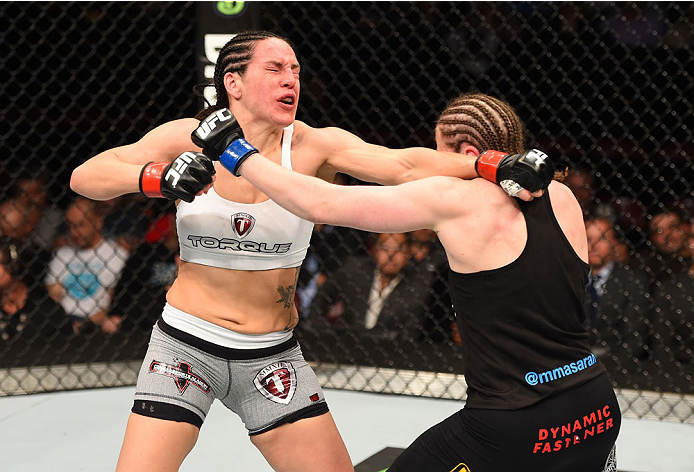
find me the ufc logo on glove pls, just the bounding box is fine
[165,152,196,187]
[527,149,548,164]
[194,109,234,140]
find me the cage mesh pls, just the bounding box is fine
[1,1,692,423]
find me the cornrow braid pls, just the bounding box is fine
[194,31,292,120]
[436,93,525,155]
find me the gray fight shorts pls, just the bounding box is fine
[132,318,329,435]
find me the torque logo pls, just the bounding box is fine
[232,212,255,238]
[187,235,291,254]
[254,361,297,405]
[149,359,211,395]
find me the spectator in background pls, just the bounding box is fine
[12,174,63,252]
[45,197,128,334]
[584,217,653,366]
[310,232,430,344]
[564,167,631,263]
[0,237,73,354]
[296,173,369,317]
[653,232,694,365]
[564,166,597,217]
[0,198,51,288]
[636,209,691,282]
[408,229,457,344]
[100,194,152,252]
[408,229,447,273]
[108,213,179,335]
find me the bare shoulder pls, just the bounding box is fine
[548,180,588,260]
[290,121,365,178]
[415,176,493,215]
[547,180,582,215]
[292,120,360,148]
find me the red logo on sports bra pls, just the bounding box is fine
[232,212,255,238]
[254,361,297,405]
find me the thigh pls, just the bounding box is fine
[389,374,621,472]
[387,410,489,472]
[132,324,226,425]
[250,412,352,472]
[116,412,200,472]
[222,343,329,434]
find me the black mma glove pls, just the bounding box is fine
[191,108,258,176]
[139,151,215,203]
[475,149,555,197]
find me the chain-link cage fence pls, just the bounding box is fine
[1,2,692,423]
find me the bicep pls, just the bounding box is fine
[317,127,475,184]
[315,127,413,185]
[113,118,202,165]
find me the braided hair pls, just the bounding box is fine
[194,31,293,120]
[436,93,525,155]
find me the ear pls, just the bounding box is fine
[224,72,242,100]
[459,143,481,157]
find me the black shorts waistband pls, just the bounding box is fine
[156,317,298,360]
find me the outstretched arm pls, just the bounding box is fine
[308,126,476,185]
[238,152,459,234]
[302,126,550,201]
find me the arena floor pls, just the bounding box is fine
[1,386,693,471]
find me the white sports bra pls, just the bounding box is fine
[177,124,314,270]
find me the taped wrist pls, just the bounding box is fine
[139,162,167,198]
[475,150,508,184]
[220,139,259,176]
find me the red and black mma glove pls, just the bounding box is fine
[139,151,216,203]
[191,108,258,176]
[475,149,555,197]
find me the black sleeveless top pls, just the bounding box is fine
[448,192,604,410]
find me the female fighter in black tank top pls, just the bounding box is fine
[389,192,620,472]
[448,192,604,410]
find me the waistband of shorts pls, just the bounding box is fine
[161,303,293,348]
[156,317,299,360]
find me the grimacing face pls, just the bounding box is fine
[232,38,300,127]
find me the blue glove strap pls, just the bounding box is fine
[220,139,259,176]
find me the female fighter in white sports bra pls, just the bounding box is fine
[71,30,545,472]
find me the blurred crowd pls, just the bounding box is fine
[1,171,692,378]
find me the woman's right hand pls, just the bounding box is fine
[139,152,216,203]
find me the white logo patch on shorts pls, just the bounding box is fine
[253,361,297,405]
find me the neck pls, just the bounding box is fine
[379,272,397,288]
[229,107,287,154]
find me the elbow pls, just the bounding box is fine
[304,205,326,224]
[394,157,418,184]
[397,169,417,184]
[70,165,91,196]
[70,165,106,200]
[298,200,333,225]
